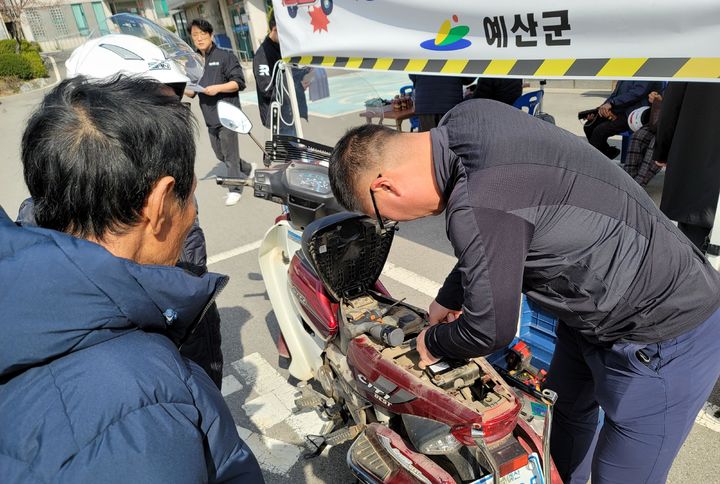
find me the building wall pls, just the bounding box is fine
[21,1,114,52]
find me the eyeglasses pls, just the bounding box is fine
[369,174,386,232]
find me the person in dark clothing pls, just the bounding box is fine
[0,76,263,483]
[655,82,720,252]
[472,77,523,105]
[409,74,472,131]
[253,10,309,135]
[328,99,720,484]
[17,31,226,389]
[185,18,253,206]
[583,80,661,159]
[621,90,664,187]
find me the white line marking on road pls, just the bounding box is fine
[207,240,262,266]
[696,402,720,433]
[232,353,328,435]
[221,375,244,397]
[381,261,442,298]
[236,425,304,476]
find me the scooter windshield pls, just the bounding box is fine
[105,13,204,84]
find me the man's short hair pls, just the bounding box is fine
[329,124,399,212]
[22,75,197,239]
[268,8,276,30]
[190,18,213,35]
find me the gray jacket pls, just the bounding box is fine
[425,100,720,359]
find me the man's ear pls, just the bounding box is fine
[370,175,402,197]
[143,176,176,236]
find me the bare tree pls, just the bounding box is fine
[1,0,37,52]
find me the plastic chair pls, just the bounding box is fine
[214,34,232,49]
[400,84,420,132]
[512,89,544,116]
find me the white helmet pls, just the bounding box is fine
[66,34,190,93]
[628,106,650,132]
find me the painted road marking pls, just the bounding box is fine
[696,402,720,433]
[381,261,442,299]
[236,425,303,476]
[232,353,329,437]
[221,374,244,397]
[207,240,262,266]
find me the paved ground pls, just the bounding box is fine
[1,62,719,483]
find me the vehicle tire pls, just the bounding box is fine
[287,6,298,18]
[321,0,333,15]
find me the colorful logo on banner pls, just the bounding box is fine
[421,15,471,51]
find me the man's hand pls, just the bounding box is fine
[598,103,615,120]
[183,89,196,99]
[301,79,311,90]
[648,91,663,104]
[655,160,667,168]
[203,85,221,96]
[416,328,441,369]
[428,299,462,325]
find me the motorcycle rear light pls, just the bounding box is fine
[418,432,462,455]
[378,435,431,484]
[499,453,530,477]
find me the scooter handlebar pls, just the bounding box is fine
[216,176,253,187]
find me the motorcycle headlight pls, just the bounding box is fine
[402,414,463,455]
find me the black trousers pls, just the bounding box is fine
[678,222,711,252]
[583,116,629,158]
[208,126,252,193]
[176,218,224,389]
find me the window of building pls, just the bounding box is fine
[71,4,90,36]
[49,7,70,37]
[25,9,46,41]
[154,0,169,18]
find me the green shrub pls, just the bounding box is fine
[0,39,43,55]
[22,51,47,78]
[166,25,176,33]
[0,53,33,79]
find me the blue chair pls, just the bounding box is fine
[513,89,544,116]
[400,84,420,132]
[214,34,232,50]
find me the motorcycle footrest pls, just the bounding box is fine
[294,395,325,412]
[325,424,363,446]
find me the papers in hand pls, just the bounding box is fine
[186,84,206,93]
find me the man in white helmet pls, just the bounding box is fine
[17,32,226,390]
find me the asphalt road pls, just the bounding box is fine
[1,63,718,483]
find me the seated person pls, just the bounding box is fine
[583,80,662,159]
[622,91,664,186]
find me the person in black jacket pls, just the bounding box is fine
[409,74,473,131]
[472,77,523,106]
[583,80,661,159]
[185,19,253,207]
[654,82,720,251]
[253,10,308,135]
[328,100,720,483]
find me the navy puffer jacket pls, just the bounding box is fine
[0,207,263,483]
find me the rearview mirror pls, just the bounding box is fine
[218,101,252,134]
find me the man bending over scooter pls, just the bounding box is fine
[328,99,720,484]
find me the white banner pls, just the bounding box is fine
[275,0,720,80]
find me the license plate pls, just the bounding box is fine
[471,453,544,484]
